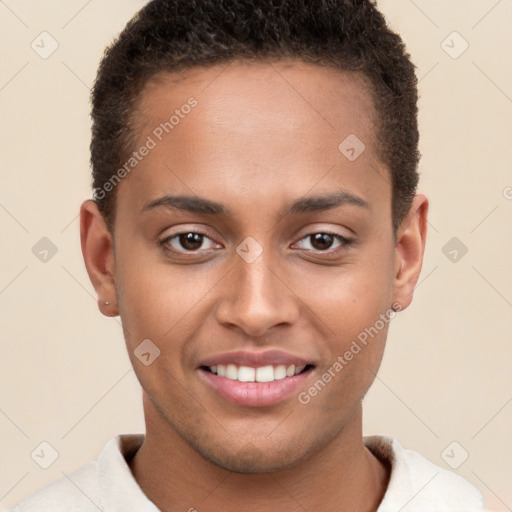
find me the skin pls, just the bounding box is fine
[81,60,428,511]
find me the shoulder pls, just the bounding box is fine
[8,461,100,512]
[8,434,146,512]
[364,435,485,512]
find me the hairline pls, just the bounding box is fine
[104,57,398,235]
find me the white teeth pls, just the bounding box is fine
[255,365,274,383]
[226,364,238,380]
[286,364,295,377]
[207,363,308,382]
[274,365,287,380]
[238,366,256,382]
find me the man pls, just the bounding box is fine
[10,0,485,510]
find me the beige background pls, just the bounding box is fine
[1,0,511,509]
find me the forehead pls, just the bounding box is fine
[135,59,378,146]
[119,59,388,220]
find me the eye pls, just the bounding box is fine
[295,232,352,252]
[160,231,221,254]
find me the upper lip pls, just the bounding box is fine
[198,349,313,369]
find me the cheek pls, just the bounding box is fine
[114,261,205,398]
[114,251,219,350]
[300,255,395,339]
[326,284,392,380]
[296,248,395,398]
[300,292,393,414]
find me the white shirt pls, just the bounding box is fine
[9,434,484,511]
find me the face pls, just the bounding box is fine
[83,60,425,473]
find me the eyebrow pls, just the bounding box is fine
[141,190,369,216]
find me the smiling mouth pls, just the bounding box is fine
[200,364,314,383]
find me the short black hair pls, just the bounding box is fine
[91,0,419,233]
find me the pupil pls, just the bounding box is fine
[311,233,333,250]
[180,233,203,250]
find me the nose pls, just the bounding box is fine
[215,249,300,338]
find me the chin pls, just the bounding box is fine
[203,447,304,474]
[191,434,317,474]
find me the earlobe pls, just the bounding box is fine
[80,200,118,317]
[393,194,429,311]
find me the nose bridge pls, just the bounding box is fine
[216,240,298,336]
[238,250,277,303]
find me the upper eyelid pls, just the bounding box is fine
[160,223,352,240]
[160,229,351,252]
[292,232,351,250]
[160,230,220,248]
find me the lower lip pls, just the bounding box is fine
[198,368,313,407]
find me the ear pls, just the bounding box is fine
[80,200,118,317]
[393,194,429,311]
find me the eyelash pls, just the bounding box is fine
[158,230,353,256]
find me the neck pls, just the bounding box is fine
[130,396,389,512]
